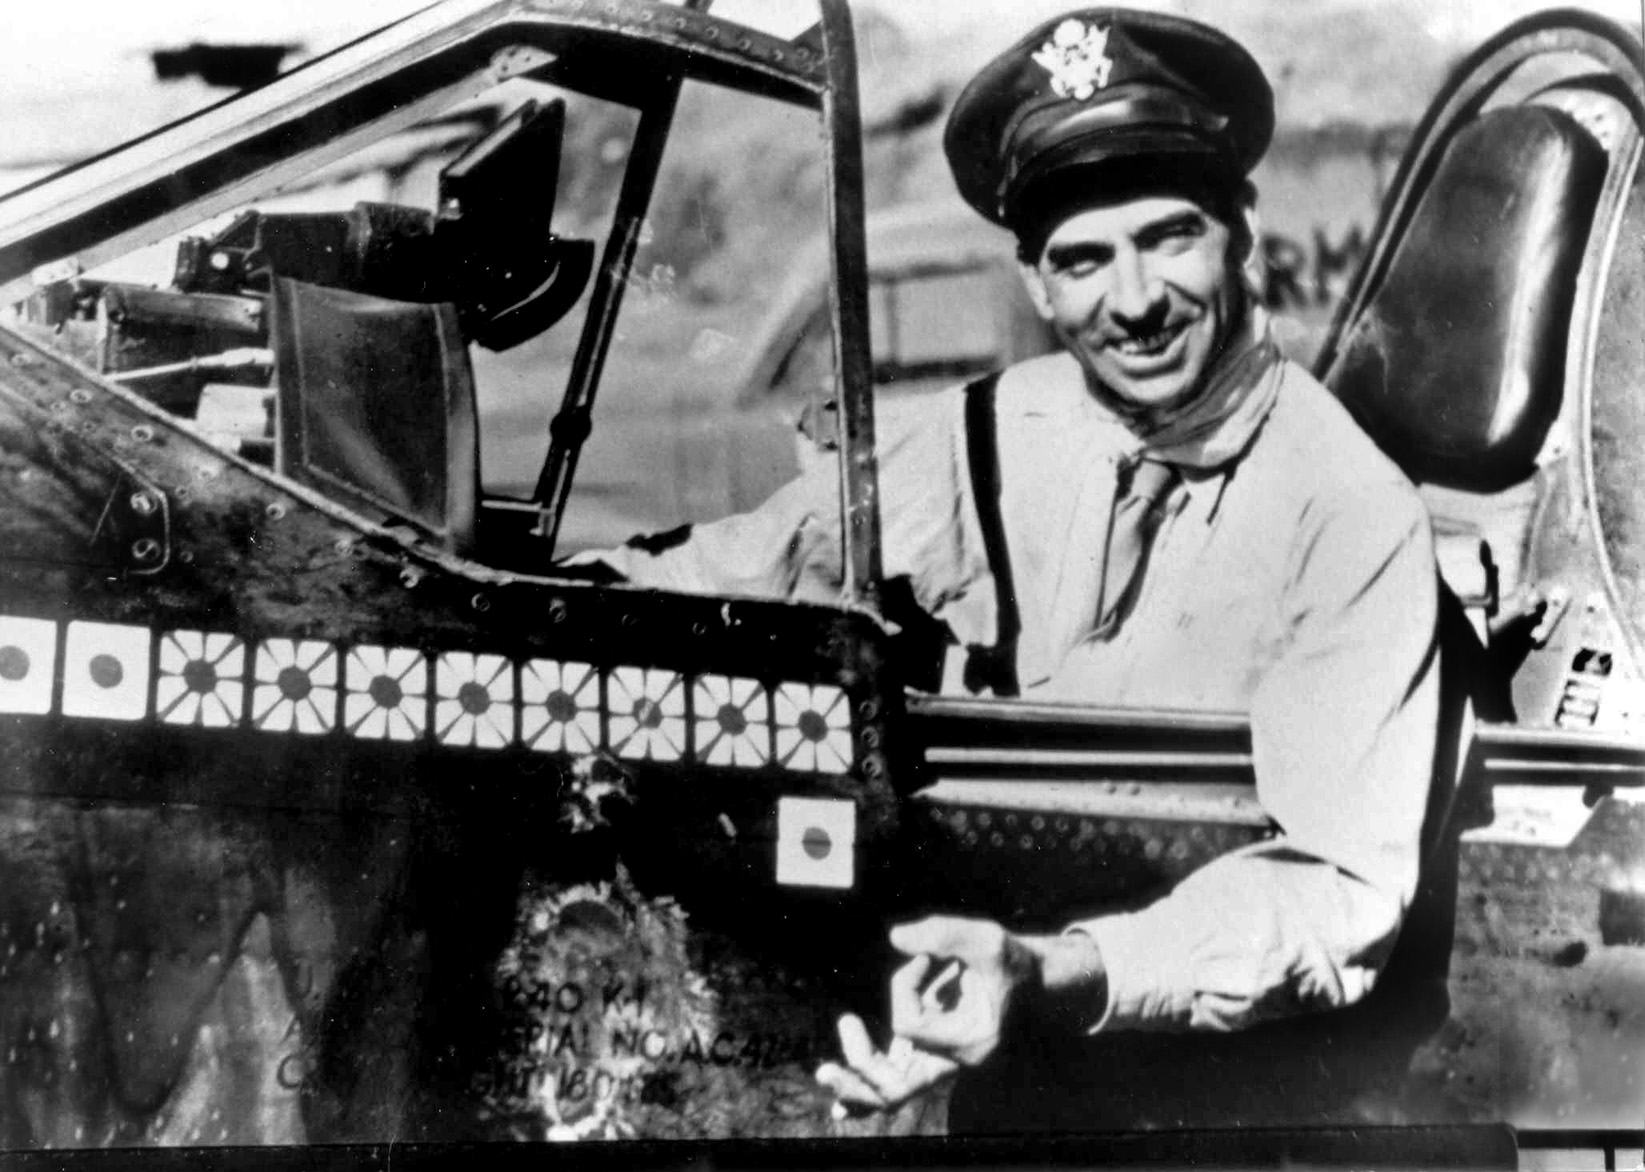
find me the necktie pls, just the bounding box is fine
[1093,457,1181,638]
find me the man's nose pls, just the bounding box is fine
[1106,252,1163,325]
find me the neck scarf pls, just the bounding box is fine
[1107,304,1283,472]
[1048,306,1283,662]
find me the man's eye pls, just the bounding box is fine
[1051,254,1106,277]
[1143,222,1205,253]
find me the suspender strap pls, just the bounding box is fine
[962,372,1021,697]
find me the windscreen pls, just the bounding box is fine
[509,77,831,555]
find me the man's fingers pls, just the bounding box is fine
[882,1043,963,1101]
[836,1013,880,1072]
[895,994,988,1056]
[837,1016,912,1102]
[829,1015,960,1108]
[888,955,933,1034]
[922,959,966,1013]
[889,915,1001,962]
[815,1061,887,1112]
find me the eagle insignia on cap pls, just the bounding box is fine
[1031,19,1114,101]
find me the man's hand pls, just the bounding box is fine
[887,917,1038,1065]
[815,916,1042,1115]
[814,1013,961,1115]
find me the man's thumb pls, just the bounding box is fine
[889,915,995,959]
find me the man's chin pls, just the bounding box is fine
[1082,365,1208,430]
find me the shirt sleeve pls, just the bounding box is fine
[569,465,845,602]
[575,391,1001,646]
[1068,485,1440,1033]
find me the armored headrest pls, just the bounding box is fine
[1326,106,1605,492]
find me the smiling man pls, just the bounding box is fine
[818,8,1445,1131]
[591,7,1446,1131]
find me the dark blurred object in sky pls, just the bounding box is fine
[151,43,300,89]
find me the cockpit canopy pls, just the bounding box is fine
[0,0,866,576]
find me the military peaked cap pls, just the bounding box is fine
[944,8,1274,228]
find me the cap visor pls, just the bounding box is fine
[1016,126,1222,192]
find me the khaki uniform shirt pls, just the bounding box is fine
[594,347,1440,1034]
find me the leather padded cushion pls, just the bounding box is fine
[1326,106,1605,492]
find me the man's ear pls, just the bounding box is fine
[1233,185,1263,299]
[1017,259,1055,321]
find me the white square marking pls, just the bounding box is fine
[776,796,856,889]
[0,616,57,715]
[62,621,151,722]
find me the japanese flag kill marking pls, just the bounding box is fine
[435,651,514,748]
[0,616,56,715]
[693,674,770,767]
[776,796,856,889]
[156,631,245,728]
[520,659,601,754]
[608,666,686,761]
[773,682,854,773]
[251,639,338,734]
[62,621,151,722]
[344,645,427,742]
